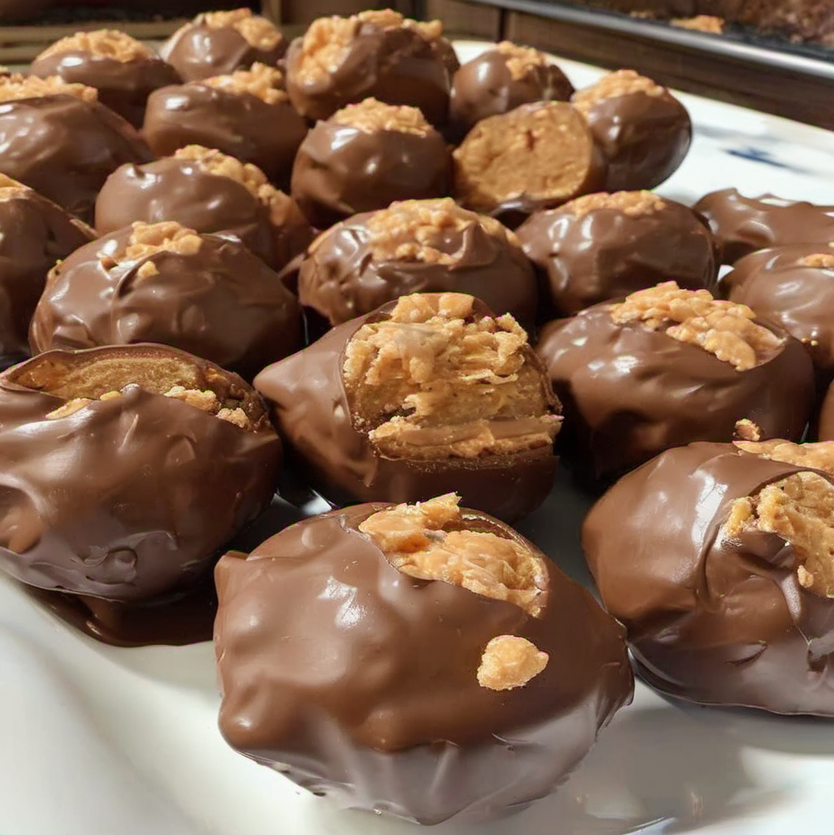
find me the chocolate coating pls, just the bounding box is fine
[142,83,307,186]
[95,156,313,271]
[290,119,452,228]
[215,503,632,824]
[536,303,814,483]
[583,442,834,714]
[0,344,281,604]
[694,188,834,265]
[816,380,834,442]
[29,50,181,128]
[517,195,718,316]
[0,94,152,223]
[30,226,302,380]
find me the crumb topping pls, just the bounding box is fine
[201,62,287,104]
[671,15,724,33]
[331,97,432,135]
[0,73,97,103]
[801,253,834,269]
[477,635,549,690]
[201,8,283,49]
[734,418,762,442]
[493,41,549,79]
[735,439,834,477]
[573,69,666,114]
[609,281,784,371]
[36,29,155,63]
[0,172,30,201]
[562,189,666,218]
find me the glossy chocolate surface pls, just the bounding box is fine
[95,157,313,271]
[216,503,632,823]
[30,226,302,380]
[536,303,814,483]
[0,94,151,223]
[517,196,718,316]
[583,442,834,714]
[694,188,834,264]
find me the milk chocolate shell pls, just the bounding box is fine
[536,282,815,483]
[694,188,834,264]
[583,441,834,715]
[254,293,562,522]
[517,190,717,316]
[296,198,538,330]
[216,494,633,824]
[30,221,302,381]
[0,343,281,606]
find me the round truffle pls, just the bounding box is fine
[296,198,538,331]
[284,10,452,125]
[449,41,574,140]
[216,493,633,824]
[29,29,181,128]
[95,145,313,272]
[583,439,834,715]
[572,69,691,192]
[30,220,302,380]
[453,101,606,224]
[536,281,815,484]
[694,188,834,265]
[517,190,718,316]
[255,292,562,522]
[142,63,307,186]
[161,8,287,82]
[0,74,151,222]
[290,98,452,228]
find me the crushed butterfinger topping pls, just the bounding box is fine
[0,172,30,201]
[562,190,666,218]
[735,439,834,477]
[734,419,763,442]
[201,62,287,104]
[201,9,284,49]
[573,69,665,114]
[119,221,203,264]
[0,73,97,103]
[494,41,549,79]
[801,253,834,269]
[36,29,155,62]
[671,15,724,34]
[332,98,432,135]
[477,635,549,690]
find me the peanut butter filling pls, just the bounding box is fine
[563,190,666,218]
[343,293,560,460]
[493,41,549,80]
[801,252,834,269]
[201,63,287,104]
[36,29,155,62]
[573,69,665,115]
[671,15,724,33]
[735,439,834,476]
[0,73,97,103]
[201,9,283,50]
[331,98,432,135]
[609,282,784,371]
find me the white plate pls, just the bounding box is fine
[4,40,834,835]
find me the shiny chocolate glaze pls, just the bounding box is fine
[162,19,287,83]
[30,226,302,381]
[0,344,281,605]
[29,51,181,128]
[517,196,718,316]
[216,503,632,824]
[0,187,93,366]
[536,304,814,484]
[142,83,307,187]
[578,89,691,192]
[254,298,560,522]
[95,157,313,271]
[583,442,834,714]
[816,380,834,442]
[694,188,834,265]
[290,120,452,228]
[0,94,151,223]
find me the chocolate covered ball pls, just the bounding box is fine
[694,188,834,265]
[143,63,307,186]
[296,198,538,331]
[453,101,606,224]
[284,10,452,125]
[161,8,287,82]
[30,220,302,380]
[0,174,93,366]
[536,282,815,484]
[29,29,181,128]
[0,75,151,222]
[95,145,313,272]
[255,292,562,521]
[216,493,633,824]
[449,41,574,140]
[572,69,691,192]
[584,439,834,715]
[290,98,452,228]
[517,190,718,316]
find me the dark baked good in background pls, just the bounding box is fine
[290,97,452,228]
[255,292,562,521]
[161,8,287,82]
[296,198,538,330]
[584,439,834,715]
[572,69,691,192]
[216,493,633,824]
[143,63,307,186]
[517,189,717,316]
[95,145,313,272]
[29,29,181,128]
[30,220,302,380]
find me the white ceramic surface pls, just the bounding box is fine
[3,41,834,835]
